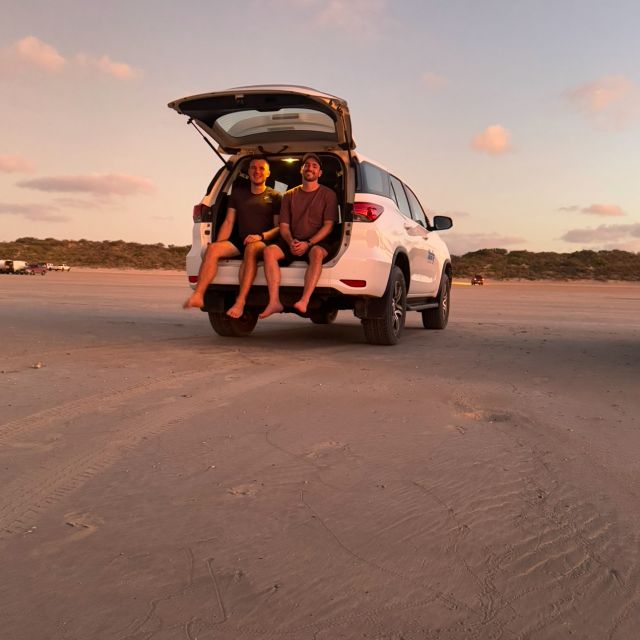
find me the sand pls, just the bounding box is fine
[1,271,639,639]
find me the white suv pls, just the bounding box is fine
[169,85,453,345]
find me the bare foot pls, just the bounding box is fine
[226,301,245,319]
[259,302,284,319]
[293,299,309,314]
[183,292,204,309]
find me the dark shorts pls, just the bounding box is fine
[228,235,272,256]
[273,237,332,266]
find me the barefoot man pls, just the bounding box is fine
[183,157,281,314]
[259,154,338,318]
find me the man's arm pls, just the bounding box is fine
[307,220,334,246]
[216,208,236,242]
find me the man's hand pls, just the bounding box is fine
[244,234,263,245]
[291,239,309,256]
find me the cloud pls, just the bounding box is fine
[562,223,640,246]
[17,173,155,196]
[421,72,447,90]
[566,75,640,128]
[558,203,626,217]
[0,201,70,222]
[471,125,512,155]
[4,36,66,73]
[0,154,35,173]
[76,54,142,80]
[582,203,625,217]
[273,0,387,35]
[0,36,141,81]
[445,232,526,255]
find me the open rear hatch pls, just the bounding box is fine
[168,85,355,154]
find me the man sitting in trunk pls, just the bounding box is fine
[259,153,338,318]
[183,157,281,314]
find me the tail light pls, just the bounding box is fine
[192,203,212,223]
[188,275,198,283]
[352,202,384,222]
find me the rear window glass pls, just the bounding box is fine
[358,161,390,197]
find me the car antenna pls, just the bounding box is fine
[187,118,232,169]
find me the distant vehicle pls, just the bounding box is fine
[26,263,47,275]
[470,274,484,285]
[52,263,71,271]
[1,259,28,274]
[45,263,55,271]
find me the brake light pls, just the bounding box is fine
[188,275,198,283]
[340,279,367,288]
[353,202,384,222]
[192,203,211,223]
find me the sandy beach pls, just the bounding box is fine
[1,271,639,639]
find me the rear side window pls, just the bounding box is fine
[404,185,429,227]
[358,161,390,197]
[389,175,412,219]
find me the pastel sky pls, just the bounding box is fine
[1,0,639,254]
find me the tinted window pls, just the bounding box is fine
[404,185,429,227]
[389,175,412,219]
[358,161,390,197]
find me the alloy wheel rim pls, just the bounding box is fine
[391,281,404,333]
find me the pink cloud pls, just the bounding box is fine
[471,125,512,155]
[582,203,625,217]
[0,154,35,173]
[559,203,626,216]
[0,202,69,222]
[421,72,447,90]
[562,223,640,244]
[17,173,155,196]
[8,36,66,72]
[566,75,640,128]
[76,54,142,80]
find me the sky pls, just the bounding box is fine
[1,0,639,255]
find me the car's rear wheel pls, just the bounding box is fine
[208,310,258,337]
[362,266,406,345]
[310,308,338,325]
[422,273,450,330]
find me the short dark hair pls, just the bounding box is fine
[249,156,269,168]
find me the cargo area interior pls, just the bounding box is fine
[210,154,346,260]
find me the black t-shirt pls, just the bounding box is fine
[228,186,282,239]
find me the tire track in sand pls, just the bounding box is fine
[0,358,320,544]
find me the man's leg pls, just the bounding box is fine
[227,242,265,318]
[183,241,239,309]
[258,245,286,319]
[293,246,328,314]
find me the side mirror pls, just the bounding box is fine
[432,215,453,231]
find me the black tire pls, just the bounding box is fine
[310,308,338,325]
[422,273,450,330]
[362,266,406,345]
[208,310,258,337]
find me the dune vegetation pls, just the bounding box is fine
[2,238,639,280]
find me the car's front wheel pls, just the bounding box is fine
[422,273,450,330]
[208,310,258,337]
[362,266,406,345]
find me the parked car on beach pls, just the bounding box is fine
[52,263,71,271]
[26,263,47,275]
[169,85,453,345]
[471,274,484,285]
